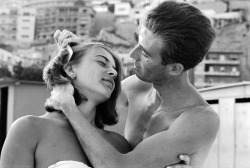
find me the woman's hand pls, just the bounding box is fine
[46,83,75,111]
[53,29,81,48]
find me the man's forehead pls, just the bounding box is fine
[139,25,146,35]
[138,26,163,57]
[138,26,157,43]
[138,27,146,44]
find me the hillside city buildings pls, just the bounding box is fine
[194,50,243,88]
[0,0,250,88]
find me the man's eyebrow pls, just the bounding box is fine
[139,44,151,57]
[96,55,116,69]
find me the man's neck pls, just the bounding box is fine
[153,72,194,112]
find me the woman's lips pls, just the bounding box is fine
[102,78,114,91]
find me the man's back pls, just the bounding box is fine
[120,75,220,166]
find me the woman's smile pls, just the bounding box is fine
[102,78,114,91]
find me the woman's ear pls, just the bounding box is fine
[63,63,76,80]
[169,63,184,76]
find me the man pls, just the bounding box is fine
[51,1,220,168]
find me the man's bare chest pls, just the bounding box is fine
[128,97,176,139]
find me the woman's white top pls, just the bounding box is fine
[48,161,91,168]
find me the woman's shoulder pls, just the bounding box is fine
[9,114,66,139]
[11,115,42,130]
[3,115,44,150]
[9,115,46,137]
[103,130,131,154]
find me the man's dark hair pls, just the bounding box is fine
[143,0,216,70]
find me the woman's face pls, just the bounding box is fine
[72,46,118,104]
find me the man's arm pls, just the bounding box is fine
[60,101,219,168]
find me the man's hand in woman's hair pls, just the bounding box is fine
[53,29,81,48]
[46,83,75,111]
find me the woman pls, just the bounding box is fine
[0,42,131,168]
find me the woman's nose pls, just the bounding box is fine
[108,69,118,79]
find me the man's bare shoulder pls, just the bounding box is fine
[122,75,153,94]
[186,106,219,125]
[173,105,220,143]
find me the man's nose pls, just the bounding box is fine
[129,44,140,60]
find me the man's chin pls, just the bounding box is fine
[135,72,153,83]
[135,72,146,81]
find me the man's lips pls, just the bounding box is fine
[134,62,141,70]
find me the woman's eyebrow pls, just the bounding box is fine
[96,55,116,69]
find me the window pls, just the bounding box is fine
[232,67,238,73]
[21,35,29,38]
[219,54,226,61]
[22,27,29,30]
[22,19,30,22]
[220,67,225,72]
[23,12,30,16]
[209,66,214,72]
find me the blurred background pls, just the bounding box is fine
[0,0,249,168]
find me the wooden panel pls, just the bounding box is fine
[218,98,235,168]
[235,103,250,168]
[203,104,219,168]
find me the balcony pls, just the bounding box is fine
[204,59,240,65]
[195,71,240,76]
[195,82,222,88]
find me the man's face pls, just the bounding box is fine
[129,26,168,83]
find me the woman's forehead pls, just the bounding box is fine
[89,46,116,66]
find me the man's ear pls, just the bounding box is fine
[63,63,76,80]
[169,63,184,76]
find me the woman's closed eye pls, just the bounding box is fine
[98,61,106,66]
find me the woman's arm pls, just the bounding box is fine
[0,116,39,168]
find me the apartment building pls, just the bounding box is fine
[16,8,36,43]
[212,12,242,29]
[22,0,91,9]
[114,2,131,19]
[0,0,94,44]
[22,0,94,42]
[194,50,243,88]
[0,8,17,43]
[77,6,95,37]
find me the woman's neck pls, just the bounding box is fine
[77,100,97,127]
